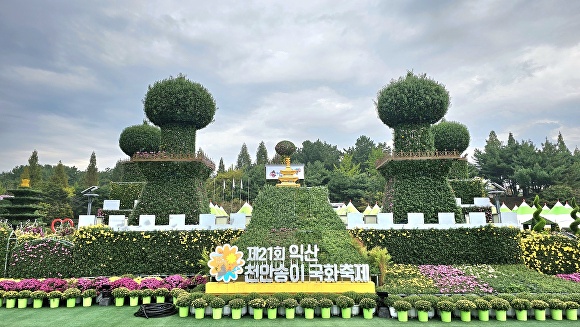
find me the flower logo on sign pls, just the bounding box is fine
[207,244,245,283]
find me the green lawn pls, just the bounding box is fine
[1,305,578,327]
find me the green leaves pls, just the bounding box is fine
[350,226,522,265]
[144,74,216,130]
[376,72,449,128]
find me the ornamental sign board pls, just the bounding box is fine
[208,243,370,284]
[207,244,245,283]
[265,165,305,180]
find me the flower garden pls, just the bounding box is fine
[3,73,580,325]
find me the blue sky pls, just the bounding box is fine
[1,1,579,173]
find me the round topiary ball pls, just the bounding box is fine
[119,123,161,156]
[432,120,470,152]
[275,140,296,157]
[143,74,216,129]
[376,71,449,128]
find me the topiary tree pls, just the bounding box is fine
[376,71,449,152]
[432,121,470,153]
[375,72,462,223]
[126,75,216,225]
[118,122,161,157]
[143,74,216,154]
[275,140,297,157]
[532,195,547,232]
[570,198,579,235]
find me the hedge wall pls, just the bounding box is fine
[350,225,522,265]
[1,227,240,278]
[8,238,74,278]
[70,226,242,277]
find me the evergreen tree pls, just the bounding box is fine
[255,141,269,165]
[85,152,98,187]
[344,135,375,173]
[28,150,42,188]
[218,158,226,174]
[51,161,69,188]
[473,131,512,190]
[235,143,252,170]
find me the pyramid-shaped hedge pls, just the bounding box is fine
[233,186,365,265]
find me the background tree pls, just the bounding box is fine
[84,152,98,187]
[28,150,43,188]
[255,141,269,165]
[38,161,74,221]
[344,135,375,172]
[292,139,341,170]
[235,143,252,170]
[473,131,512,190]
[217,158,226,174]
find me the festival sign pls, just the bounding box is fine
[208,243,369,283]
[265,164,305,180]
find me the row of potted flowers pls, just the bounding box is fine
[0,274,207,309]
[0,274,207,293]
[387,293,580,322]
[171,293,377,320]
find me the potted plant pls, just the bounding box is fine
[140,288,153,304]
[531,299,549,321]
[565,301,579,320]
[175,293,191,318]
[414,299,432,322]
[81,289,96,307]
[248,298,266,319]
[47,290,63,308]
[111,287,129,306]
[127,289,141,306]
[31,290,47,309]
[336,295,355,318]
[62,287,81,307]
[299,297,318,319]
[192,297,208,319]
[385,294,402,318]
[474,298,491,321]
[318,298,333,319]
[360,297,377,320]
[393,300,412,322]
[4,290,18,309]
[437,300,455,322]
[511,298,531,321]
[153,287,169,303]
[229,298,246,320]
[170,288,186,304]
[455,299,476,322]
[548,299,566,321]
[209,297,225,319]
[490,298,510,321]
[265,297,280,319]
[282,298,298,319]
[17,290,31,309]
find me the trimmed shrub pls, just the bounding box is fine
[350,226,522,265]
